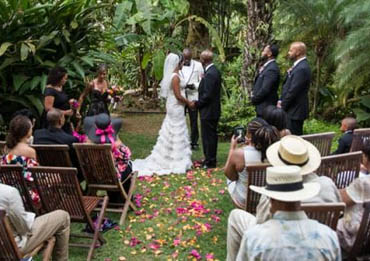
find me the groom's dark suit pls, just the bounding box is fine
[281,58,311,135]
[196,64,222,167]
[251,60,280,117]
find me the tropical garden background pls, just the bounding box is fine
[1,0,370,260]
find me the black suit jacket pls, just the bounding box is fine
[34,127,78,146]
[196,65,222,120]
[332,131,353,155]
[251,60,280,116]
[281,59,311,121]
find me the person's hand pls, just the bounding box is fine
[230,135,239,150]
[76,111,82,119]
[188,101,196,109]
[277,100,282,108]
[64,109,74,116]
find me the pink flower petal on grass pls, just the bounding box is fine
[205,253,215,260]
[190,249,202,260]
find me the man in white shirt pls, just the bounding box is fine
[181,48,204,150]
[233,166,341,261]
[0,184,70,260]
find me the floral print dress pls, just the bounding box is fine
[1,154,40,204]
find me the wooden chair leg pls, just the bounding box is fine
[120,174,137,211]
[119,172,138,225]
[87,196,109,261]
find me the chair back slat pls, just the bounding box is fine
[347,201,370,260]
[30,166,86,221]
[301,132,335,156]
[351,128,370,152]
[317,152,362,188]
[0,165,35,213]
[301,203,345,230]
[0,210,22,260]
[32,144,72,167]
[73,143,118,186]
[245,163,271,213]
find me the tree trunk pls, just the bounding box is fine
[186,0,210,54]
[241,0,277,98]
[137,45,148,98]
[312,56,322,116]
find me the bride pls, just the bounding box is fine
[133,53,193,176]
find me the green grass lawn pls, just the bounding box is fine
[63,113,340,260]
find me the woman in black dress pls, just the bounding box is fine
[78,64,110,117]
[43,66,74,134]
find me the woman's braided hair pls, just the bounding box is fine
[247,118,280,161]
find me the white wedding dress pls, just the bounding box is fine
[133,73,192,176]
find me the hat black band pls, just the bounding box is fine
[266,181,303,192]
[278,152,309,167]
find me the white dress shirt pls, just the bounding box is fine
[0,184,35,249]
[180,59,204,100]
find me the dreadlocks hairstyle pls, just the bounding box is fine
[247,118,280,161]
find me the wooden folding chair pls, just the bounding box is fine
[0,165,40,215]
[30,166,108,261]
[301,132,335,156]
[346,201,370,261]
[32,144,73,167]
[301,202,345,230]
[0,210,55,261]
[243,163,270,213]
[317,151,362,189]
[351,128,370,152]
[73,143,137,225]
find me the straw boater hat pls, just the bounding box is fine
[266,135,321,175]
[250,166,320,202]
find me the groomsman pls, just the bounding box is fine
[192,50,222,169]
[278,42,311,135]
[251,45,280,117]
[181,48,204,150]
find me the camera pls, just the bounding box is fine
[234,126,246,144]
[186,84,195,90]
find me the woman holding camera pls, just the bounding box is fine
[224,118,280,206]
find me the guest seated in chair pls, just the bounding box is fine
[224,118,280,207]
[230,166,341,261]
[1,115,40,203]
[360,140,370,177]
[226,135,342,260]
[332,117,356,155]
[84,113,132,203]
[34,109,78,146]
[0,184,70,261]
[263,105,291,137]
[337,139,370,252]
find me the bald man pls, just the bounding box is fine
[193,50,222,168]
[278,42,311,135]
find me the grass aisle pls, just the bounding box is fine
[68,113,233,260]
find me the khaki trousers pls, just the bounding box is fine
[21,210,70,261]
[227,209,256,261]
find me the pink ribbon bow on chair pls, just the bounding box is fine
[96,124,115,144]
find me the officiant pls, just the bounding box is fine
[181,48,204,150]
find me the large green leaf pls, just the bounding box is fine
[353,108,370,122]
[0,57,18,70]
[25,95,44,115]
[360,95,370,109]
[113,1,133,29]
[0,42,12,56]
[152,49,165,80]
[13,74,29,92]
[40,74,48,94]
[30,76,41,90]
[135,0,152,34]
[20,43,29,61]
[72,61,85,79]
[141,52,151,69]
[80,56,94,67]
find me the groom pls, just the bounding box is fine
[191,50,222,169]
